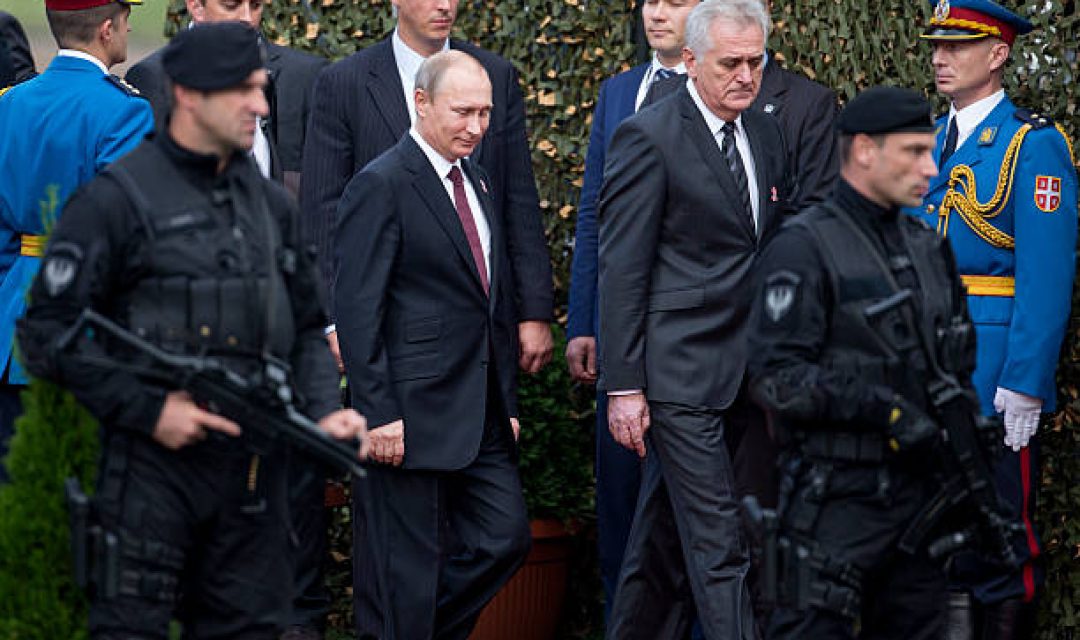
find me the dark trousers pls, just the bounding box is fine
[594,391,644,621]
[725,389,779,509]
[767,464,946,640]
[353,407,530,640]
[0,382,22,483]
[607,401,755,640]
[287,456,330,630]
[90,433,292,640]
[950,441,1043,604]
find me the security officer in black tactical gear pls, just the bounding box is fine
[747,86,975,640]
[17,22,368,639]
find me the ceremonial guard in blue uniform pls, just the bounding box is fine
[0,0,152,477]
[908,1,1078,637]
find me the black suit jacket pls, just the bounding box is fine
[0,11,35,86]
[644,56,839,210]
[335,135,519,471]
[598,83,793,409]
[301,37,552,324]
[125,42,327,188]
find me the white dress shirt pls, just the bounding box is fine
[393,30,451,125]
[634,53,687,112]
[252,121,271,178]
[687,79,760,230]
[409,129,491,275]
[948,89,1005,149]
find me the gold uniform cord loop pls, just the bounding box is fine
[937,124,1031,249]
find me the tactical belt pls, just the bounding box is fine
[961,275,1015,297]
[799,431,887,463]
[19,234,45,257]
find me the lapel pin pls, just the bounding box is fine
[770,186,779,202]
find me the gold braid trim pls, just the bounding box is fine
[937,124,1031,250]
[1055,123,1077,169]
[928,17,1002,38]
[0,86,11,100]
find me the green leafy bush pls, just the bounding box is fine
[0,382,99,640]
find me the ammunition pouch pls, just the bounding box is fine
[742,495,864,620]
[65,477,184,604]
[936,313,977,377]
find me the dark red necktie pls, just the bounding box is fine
[447,166,489,295]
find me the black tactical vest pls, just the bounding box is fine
[790,203,969,407]
[102,141,297,360]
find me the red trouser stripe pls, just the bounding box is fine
[1020,446,1038,602]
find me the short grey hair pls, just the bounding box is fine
[684,0,771,57]
[414,50,488,100]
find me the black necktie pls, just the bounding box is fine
[940,117,958,165]
[653,67,676,84]
[721,121,753,224]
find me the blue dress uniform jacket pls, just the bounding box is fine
[907,96,1077,416]
[0,54,153,383]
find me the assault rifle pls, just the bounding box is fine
[56,308,365,478]
[863,289,1023,568]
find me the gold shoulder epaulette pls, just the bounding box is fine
[105,74,145,99]
[1014,108,1053,130]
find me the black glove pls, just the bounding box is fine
[886,396,939,453]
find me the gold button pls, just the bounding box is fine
[200,325,211,337]
[227,336,238,346]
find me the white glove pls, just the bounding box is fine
[993,387,1042,452]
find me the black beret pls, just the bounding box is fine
[163,22,265,92]
[837,86,936,135]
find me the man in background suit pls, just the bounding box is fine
[335,50,531,640]
[599,1,792,637]
[750,0,838,207]
[0,11,36,86]
[302,0,553,375]
[125,4,330,637]
[126,0,327,195]
[564,0,700,619]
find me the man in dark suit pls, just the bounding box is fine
[335,50,531,640]
[638,0,838,519]
[598,1,792,637]
[125,0,327,195]
[564,0,700,619]
[301,0,553,375]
